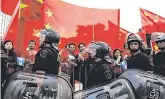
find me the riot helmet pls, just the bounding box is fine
[85,41,111,61]
[39,29,48,45]
[155,33,165,50]
[44,29,60,44]
[127,33,142,52]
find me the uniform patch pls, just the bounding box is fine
[40,50,48,58]
[104,70,112,79]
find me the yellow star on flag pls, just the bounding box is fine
[37,0,44,4]
[154,19,158,22]
[84,33,87,35]
[154,15,159,22]
[19,3,28,18]
[119,33,122,36]
[33,29,41,37]
[46,9,53,17]
[154,45,159,51]
[20,3,28,9]
[44,23,51,29]
[144,11,149,16]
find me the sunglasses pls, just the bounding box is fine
[130,42,138,45]
[156,40,165,44]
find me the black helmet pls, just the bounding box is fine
[127,33,142,43]
[86,41,110,58]
[95,41,110,58]
[44,29,60,44]
[127,33,142,50]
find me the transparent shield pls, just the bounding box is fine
[85,42,98,54]
[73,79,135,99]
[4,72,73,99]
[119,69,165,99]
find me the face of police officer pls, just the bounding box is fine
[129,41,140,52]
[156,41,165,50]
[79,44,86,52]
[28,41,35,50]
[69,44,76,53]
[4,42,13,50]
[39,34,46,45]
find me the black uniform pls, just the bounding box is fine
[127,53,153,71]
[153,51,165,76]
[33,47,60,75]
[87,60,114,88]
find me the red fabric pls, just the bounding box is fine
[137,30,147,43]
[5,0,44,56]
[24,50,37,62]
[60,49,69,63]
[5,11,19,48]
[151,41,159,51]
[5,0,130,55]
[44,0,121,50]
[140,8,165,33]
[1,0,19,15]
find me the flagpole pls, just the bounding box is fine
[3,0,20,40]
[92,9,95,41]
[0,0,1,11]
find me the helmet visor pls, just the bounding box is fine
[85,42,98,54]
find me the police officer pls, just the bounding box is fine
[126,33,153,71]
[33,29,60,75]
[85,41,115,88]
[153,33,165,76]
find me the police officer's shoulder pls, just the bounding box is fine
[154,51,165,60]
[39,49,49,58]
[101,63,110,68]
[97,63,111,73]
[139,52,150,59]
[156,51,165,56]
[100,64,113,79]
[154,52,161,58]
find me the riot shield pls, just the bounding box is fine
[119,69,165,99]
[3,72,73,99]
[73,79,135,99]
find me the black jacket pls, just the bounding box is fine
[127,53,153,71]
[87,60,114,88]
[153,51,165,76]
[33,47,60,75]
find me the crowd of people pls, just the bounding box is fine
[1,28,165,98]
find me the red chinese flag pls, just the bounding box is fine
[1,0,19,15]
[44,0,120,50]
[140,8,165,33]
[5,11,19,47]
[5,0,44,56]
[151,41,159,51]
